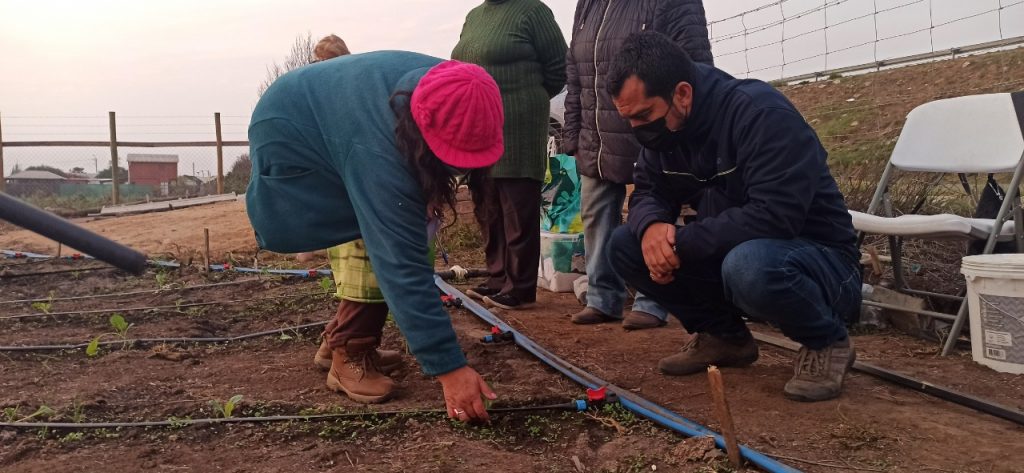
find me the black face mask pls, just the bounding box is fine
[632,108,687,152]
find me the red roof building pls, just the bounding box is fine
[127,154,178,186]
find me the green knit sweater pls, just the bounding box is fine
[452,0,567,181]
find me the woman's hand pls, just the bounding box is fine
[437,365,497,423]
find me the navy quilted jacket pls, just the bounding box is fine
[627,64,860,264]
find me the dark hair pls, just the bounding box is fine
[390,92,493,225]
[607,32,696,102]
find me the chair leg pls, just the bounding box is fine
[890,235,910,293]
[940,298,971,356]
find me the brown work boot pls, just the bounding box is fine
[622,311,667,330]
[314,339,403,373]
[784,337,856,402]
[326,337,395,403]
[571,307,618,325]
[658,332,759,376]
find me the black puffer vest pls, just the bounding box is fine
[563,0,713,184]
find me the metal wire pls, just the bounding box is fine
[712,0,1024,79]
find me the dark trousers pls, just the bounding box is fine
[607,227,862,349]
[326,300,389,348]
[476,178,542,302]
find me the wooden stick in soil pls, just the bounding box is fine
[707,366,742,469]
[203,228,211,273]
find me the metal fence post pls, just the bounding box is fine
[109,111,120,205]
[215,112,224,194]
[0,111,5,193]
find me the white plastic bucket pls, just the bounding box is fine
[961,254,1024,374]
[537,231,584,293]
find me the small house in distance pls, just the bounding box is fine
[4,170,67,196]
[127,154,178,187]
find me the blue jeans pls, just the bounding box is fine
[607,227,861,349]
[581,176,667,320]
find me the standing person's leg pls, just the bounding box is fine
[721,239,862,402]
[483,178,542,310]
[467,179,507,300]
[572,176,628,323]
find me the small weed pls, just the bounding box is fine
[3,406,20,422]
[210,394,244,418]
[70,399,85,423]
[167,416,192,429]
[619,454,651,473]
[59,432,84,443]
[155,271,169,289]
[523,415,561,443]
[19,405,55,422]
[600,403,638,426]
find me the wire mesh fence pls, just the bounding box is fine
[709,0,1024,81]
[0,113,250,216]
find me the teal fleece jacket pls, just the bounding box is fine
[245,51,466,376]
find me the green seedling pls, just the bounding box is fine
[209,394,244,418]
[110,313,131,338]
[31,292,54,314]
[85,313,134,357]
[85,337,101,357]
[3,407,19,422]
[319,276,334,294]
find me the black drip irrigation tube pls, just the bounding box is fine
[0,265,118,279]
[0,321,328,352]
[0,399,601,430]
[435,277,800,473]
[0,292,325,321]
[0,278,267,306]
[751,332,1024,427]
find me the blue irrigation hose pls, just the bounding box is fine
[435,277,800,473]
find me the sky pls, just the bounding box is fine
[0,0,1020,176]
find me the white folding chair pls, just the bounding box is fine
[849,92,1024,355]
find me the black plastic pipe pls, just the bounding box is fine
[751,332,1024,427]
[0,400,594,430]
[0,193,147,275]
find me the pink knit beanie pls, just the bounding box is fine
[411,60,504,169]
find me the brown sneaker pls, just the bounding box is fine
[657,333,759,376]
[622,311,667,330]
[326,337,395,403]
[571,307,618,325]
[784,337,856,402]
[314,339,403,373]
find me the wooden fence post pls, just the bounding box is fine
[108,111,120,205]
[215,112,224,195]
[0,111,5,193]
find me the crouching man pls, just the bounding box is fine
[606,32,863,402]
